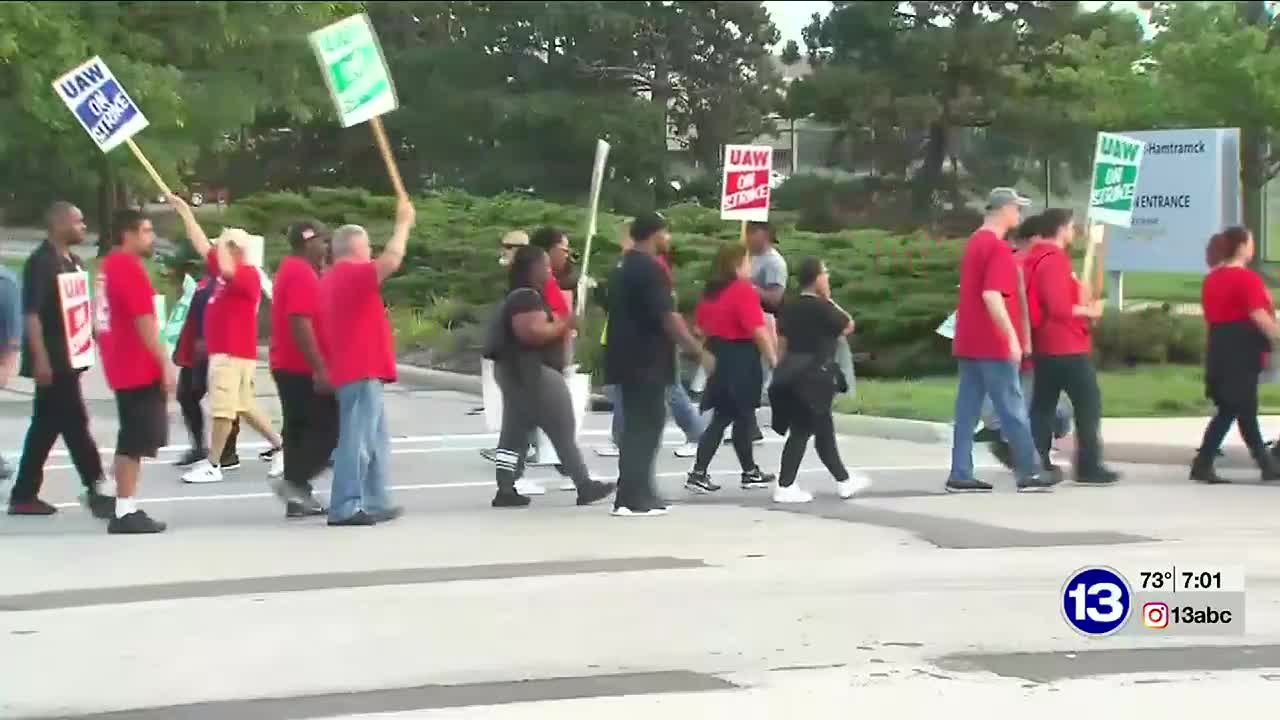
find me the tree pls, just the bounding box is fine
[780,39,802,65]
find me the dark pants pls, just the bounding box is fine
[176,364,239,459]
[273,369,338,492]
[494,365,590,491]
[780,410,848,488]
[9,373,103,503]
[617,382,667,509]
[1031,354,1103,475]
[1199,390,1265,457]
[693,408,756,474]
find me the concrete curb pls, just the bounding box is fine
[831,414,951,444]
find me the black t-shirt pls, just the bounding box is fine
[498,287,565,373]
[605,251,675,387]
[20,240,87,378]
[778,295,849,363]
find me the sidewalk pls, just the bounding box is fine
[1062,416,1280,469]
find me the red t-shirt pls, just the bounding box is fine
[695,278,765,341]
[954,228,1021,360]
[1202,266,1272,323]
[320,261,396,386]
[205,263,261,360]
[543,275,570,319]
[270,256,325,374]
[95,251,162,391]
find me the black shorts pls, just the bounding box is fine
[115,382,169,459]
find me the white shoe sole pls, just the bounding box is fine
[837,473,873,500]
[595,448,620,457]
[773,492,813,504]
[514,482,546,496]
[182,474,224,485]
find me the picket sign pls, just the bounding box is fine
[1083,131,1144,303]
[56,271,95,369]
[51,56,169,194]
[575,139,611,318]
[310,14,406,201]
[162,275,198,354]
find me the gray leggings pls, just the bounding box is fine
[494,364,589,491]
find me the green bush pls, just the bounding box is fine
[1092,308,1205,369]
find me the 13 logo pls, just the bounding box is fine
[1062,566,1132,636]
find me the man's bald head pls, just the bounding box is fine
[46,202,86,246]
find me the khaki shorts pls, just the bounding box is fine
[208,354,258,420]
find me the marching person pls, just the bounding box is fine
[606,212,712,516]
[769,257,867,503]
[167,194,285,485]
[172,254,242,470]
[485,245,615,508]
[946,187,1053,493]
[319,199,416,526]
[1021,208,1119,485]
[95,209,172,534]
[683,243,778,494]
[1194,227,1280,483]
[268,221,336,517]
[742,221,784,442]
[7,202,114,518]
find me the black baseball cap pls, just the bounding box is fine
[287,220,329,248]
[629,211,668,243]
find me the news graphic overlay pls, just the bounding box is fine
[1062,565,1245,637]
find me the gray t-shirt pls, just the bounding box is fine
[750,247,787,313]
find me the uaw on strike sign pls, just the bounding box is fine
[51,57,148,153]
[721,144,773,222]
[57,271,95,369]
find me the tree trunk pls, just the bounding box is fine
[913,121,947,222]
[1242,1,1270,270]
[96,157,116,257]
[652,54,671,206]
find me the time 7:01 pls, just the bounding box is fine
[1140,571,1223,590]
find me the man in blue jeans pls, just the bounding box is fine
[947,188,1055,493]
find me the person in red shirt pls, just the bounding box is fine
[1193,226,1280,484]
[684,243,778,493]
[948,187,1053,494]
[320,198,415,526]
[94,209,172,534]
[267,221,335,518]
[167,197,284,486]
[171,259,241,470]
[1022,208,1118,486]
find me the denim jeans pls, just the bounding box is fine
[608,383,705,446]
[950,359,1041,482]
[980,369,1072,438]
[329,380,392,521]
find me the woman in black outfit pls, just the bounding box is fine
[769,257,866,503]
[485,246,615,508]
[684,244,778,493]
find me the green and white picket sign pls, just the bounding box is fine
[1088,131,1145,228]
[309,14,398,128]
[163,275,197,353]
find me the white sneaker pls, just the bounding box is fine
[268,451,285,479]
[559,479,578,492]
[182,460,224,484]
[836,472,872,499]
[610,506,668,517]
[773,483,813,504]
[514,478,546,496]
[595,444,620,457]
[673,442,698,458]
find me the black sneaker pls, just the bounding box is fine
[328,510,376,527]
[685,470,721,494]
[257,447,278,463]
[8,499,58,516]
[369,506,404,523]
[220,454,242,471]
[1074,469,1121,486]
[575,480,616,506]
[974,427,1001,443]
[492,489,532,508]
[173,449,208,468]
[1190,457,1228,484]
[1017,474,1060,493]
[285,497,326,518]
[108,510,167,534]
[945,478,994,493]
[82,490,116,520]
[741,468,774,490]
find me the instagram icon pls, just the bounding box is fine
[1143,602,1169,629]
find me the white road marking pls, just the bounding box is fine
[41,464,988,510]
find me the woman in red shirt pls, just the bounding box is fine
[684,244,779,493]
[1193,226,1280,483]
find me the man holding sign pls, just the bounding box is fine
[7,202,113,519]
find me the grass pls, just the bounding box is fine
[836,364,1280,421]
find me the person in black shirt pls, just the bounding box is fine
[769,257,868,503]
[7,202,113,518]
[486,246,615,509]
[604,212,713,517]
